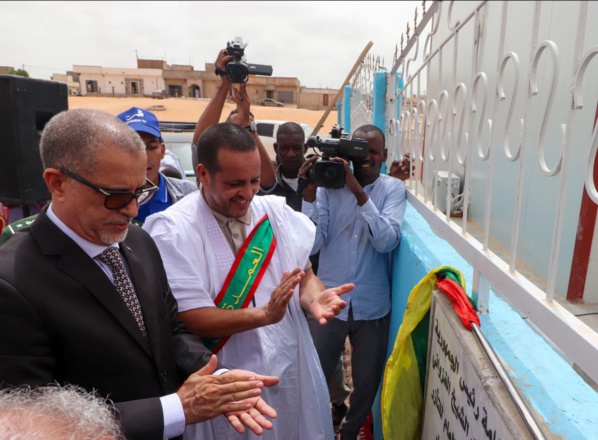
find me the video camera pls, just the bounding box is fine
[225,37,273,83]
[306,125,369,189]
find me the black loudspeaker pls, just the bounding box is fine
[0,75,68,204]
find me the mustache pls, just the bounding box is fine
[107,218,132,225]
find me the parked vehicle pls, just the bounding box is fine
[151,89,168,99]
[159,122,196,182]
[255,120,320,158]
[158,120,321,182]
[257,98,284,107]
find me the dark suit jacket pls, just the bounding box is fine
[0,208,218,439]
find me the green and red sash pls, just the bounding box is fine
[202,215,277,354]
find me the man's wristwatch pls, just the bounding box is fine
[245,121,257,133]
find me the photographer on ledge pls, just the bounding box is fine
[306,124,407,440]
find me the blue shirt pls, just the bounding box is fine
[135,173,173,223]
[311,174,406,321]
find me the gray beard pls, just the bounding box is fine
[100,228,128,245]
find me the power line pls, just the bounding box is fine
[23,64,69,72]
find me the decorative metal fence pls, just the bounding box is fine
[346,0,598,385]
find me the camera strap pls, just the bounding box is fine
[201,215,277,353]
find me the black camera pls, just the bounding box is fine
[225,37,273,83]
[306,125,369,189]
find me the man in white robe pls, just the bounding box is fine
[144,122,353,440]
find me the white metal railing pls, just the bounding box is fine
[349,0,598,385]
[348,53,388,133]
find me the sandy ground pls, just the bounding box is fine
[68,96,339,136]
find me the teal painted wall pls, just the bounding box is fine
[372,202,598,439]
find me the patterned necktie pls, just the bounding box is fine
[96,247,147,338]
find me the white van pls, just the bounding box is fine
[159,120,322,183]
[255,120,321,160]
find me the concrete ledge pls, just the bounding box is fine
[422,293,533,440]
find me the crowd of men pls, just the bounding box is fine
[0,48,409,440]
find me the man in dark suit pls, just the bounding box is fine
[0,109,278,440]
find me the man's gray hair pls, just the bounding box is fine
[40,108,145,174]
[0,385,123,439]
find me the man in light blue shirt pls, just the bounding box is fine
[306,124,406,440]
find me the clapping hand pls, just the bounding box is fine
[224,368,280,434]
[177,355,279,434]
[310,283,353,325]
[263,268,304,325]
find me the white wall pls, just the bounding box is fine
[75,65,165,95]
[422,1,598,297]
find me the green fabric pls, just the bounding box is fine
[0,216,145,247]
[202,217,275,352]
[410,310,430,393]
[0,214,39,246]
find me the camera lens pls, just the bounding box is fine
[226,63,249,83]
[324,167,338,180]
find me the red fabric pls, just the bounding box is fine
[0,203,10,228]
[436,278,481,330]
[358,412,373,440]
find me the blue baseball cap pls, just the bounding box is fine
[116,107,161,138]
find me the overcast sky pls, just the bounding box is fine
[1,1,423,89]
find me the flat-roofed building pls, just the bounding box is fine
[51,73,81,96]
[74,65,165,97]
[298,86,338,111]
[66,58,337,104]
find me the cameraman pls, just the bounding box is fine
[191,48,276,189]
[260,122,318,213]
[306,125,406,440]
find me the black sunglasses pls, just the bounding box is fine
[59,168,158,210]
